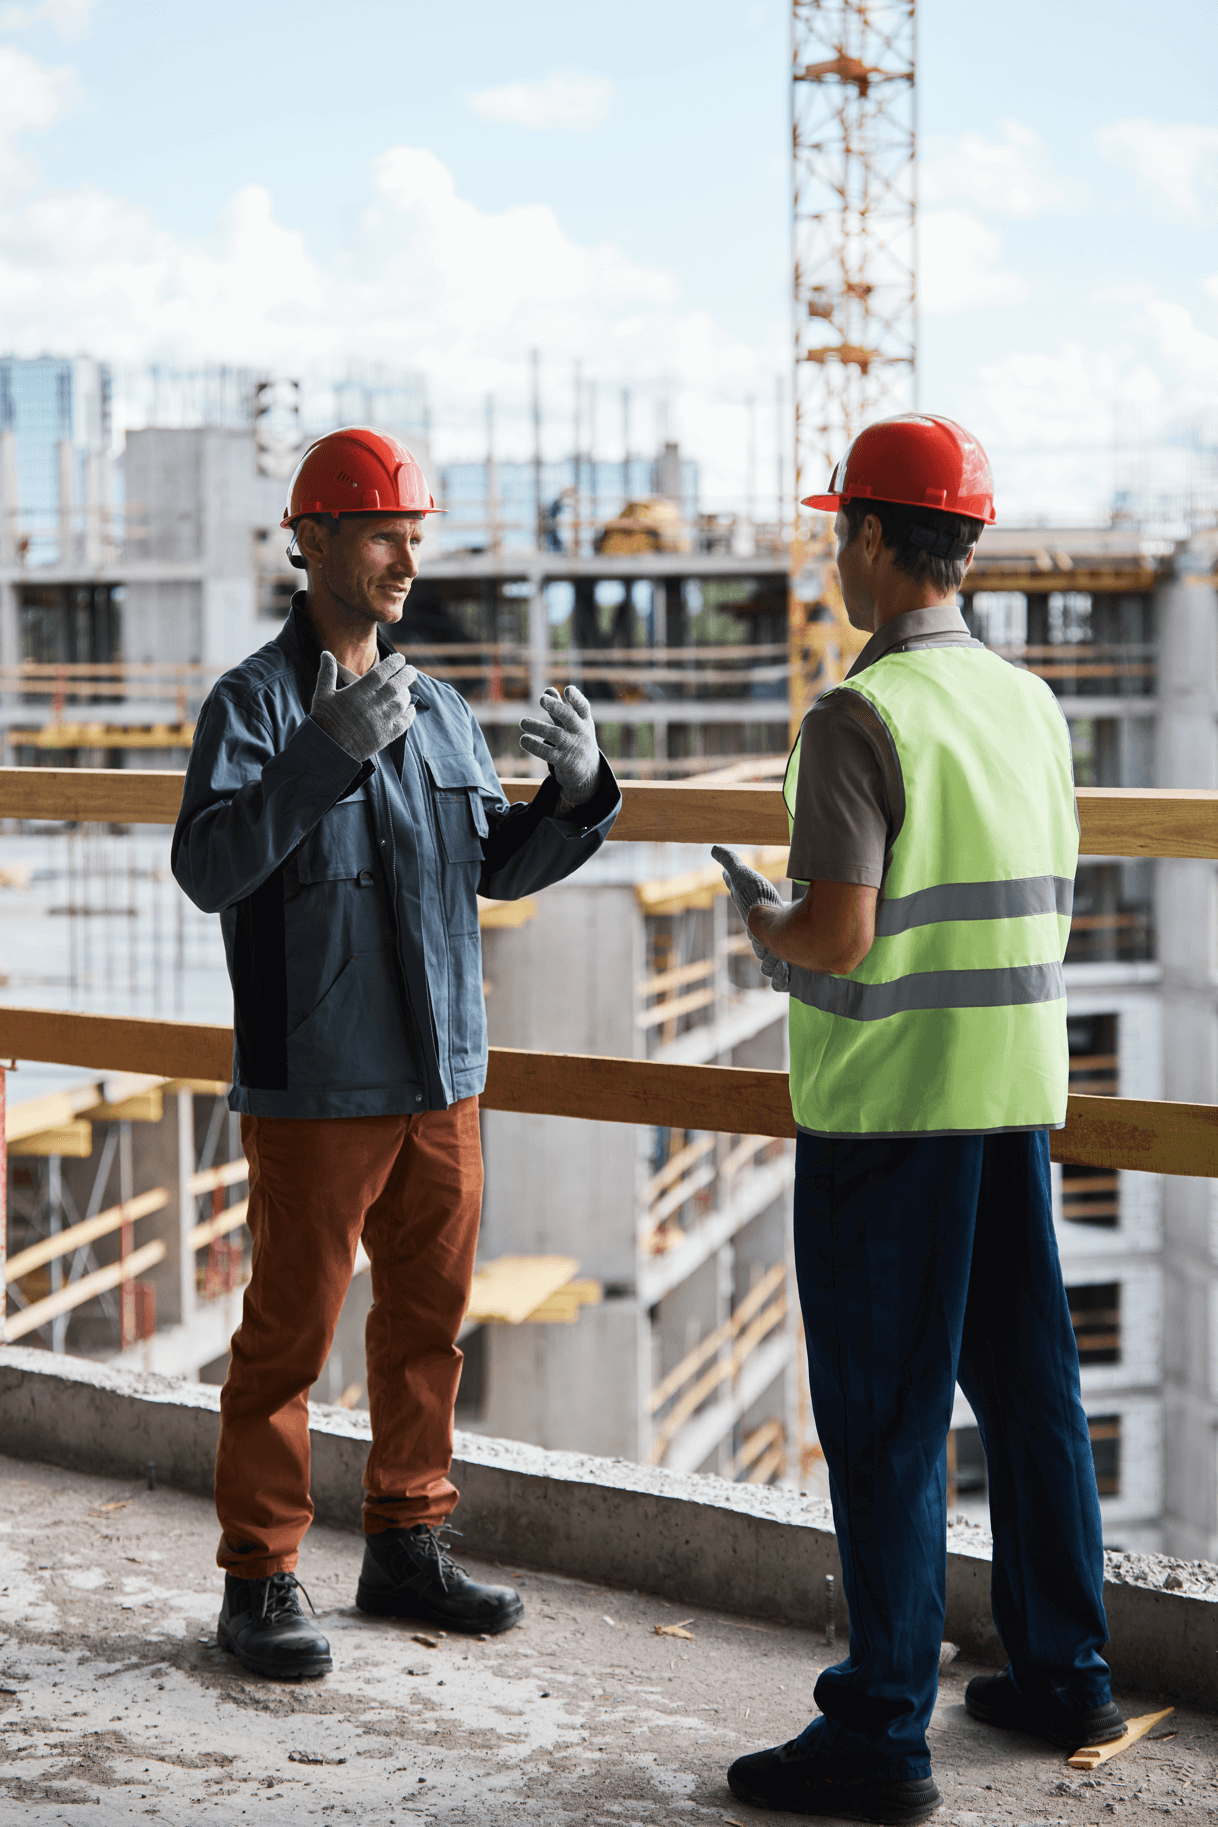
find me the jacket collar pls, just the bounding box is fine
[845,601,973,680]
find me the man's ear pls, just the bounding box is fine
[294,517,326,573]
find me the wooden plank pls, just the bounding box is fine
[0,767,185,824]
[5,1186,170,1283]
[80,1090,164,1124]
[1076,788,1218,859]
[3,766,1218,859]
[189,1198,250,1251]
[635,987,716,1031]
[1053,1093,1218,1177]
[465,1254,580,1325]
[500,778,794,846]
[523,1280,604,1323]
[1066,1707,1174,1770]
[0,1006,233,1082]
[650,1262,787,1414]
[9,1121,93,1157]
[643,1134,716,1205]
[1,1006,1217,1178]
[482,1048,799,1138]
[5,1086,100,1143]
[187,1159,249,1198]
[4,1238,166,1343]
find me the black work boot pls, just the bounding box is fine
[728,1739,940,1822]
[355,1524,523,1634]
[217,1571,332,1680]
[964,1669,1125,1749]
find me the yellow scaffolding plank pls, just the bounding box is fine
[10,1121,93,1157]
[465,1254,580,1325]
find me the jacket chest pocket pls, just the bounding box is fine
[296,798,378,883]
[425,757,489,864]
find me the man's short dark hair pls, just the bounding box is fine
[841,497,985,595]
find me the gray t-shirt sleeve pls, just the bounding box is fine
[786,692,903,888]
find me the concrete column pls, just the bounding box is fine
[525,570,547,777]
[1156,534,1218,1557]
[0,428,18,564]
[57,440,75,569]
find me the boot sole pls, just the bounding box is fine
[964,1695,1126,1750]
[216,1621,332,1680]
[355,1582,524,1635]
[728,1773,940,1823]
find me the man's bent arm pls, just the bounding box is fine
[172,688,369,914]
[749,880,877,976]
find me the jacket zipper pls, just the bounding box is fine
[372,760,433,1104]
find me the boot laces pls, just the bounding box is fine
[410,1524,467,1595]
[253,1571,317,1624]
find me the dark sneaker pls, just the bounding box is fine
[728,1739,940,1822]
[964,1670,1125,1749]
[355,1524,523,1635]
[217,1571,332,1680]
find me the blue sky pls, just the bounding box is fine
[1,0,1216,521]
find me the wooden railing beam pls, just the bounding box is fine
[0,1009,1215,1180]
[4,768,1218,858]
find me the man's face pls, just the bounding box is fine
[313,514,424,626]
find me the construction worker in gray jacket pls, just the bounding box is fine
[173,427,620,1679]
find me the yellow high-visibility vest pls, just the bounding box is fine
[783,646,1079,1136]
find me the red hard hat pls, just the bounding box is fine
[280,426,444,528]
[802,414,996,524]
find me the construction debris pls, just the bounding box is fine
[1067,1706,1175,1770]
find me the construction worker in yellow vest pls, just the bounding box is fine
[714,416,1123,1825]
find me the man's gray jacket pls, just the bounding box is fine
[172,599,621,1118]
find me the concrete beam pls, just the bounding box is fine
[1,1345,1215,1707]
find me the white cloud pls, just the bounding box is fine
[0,42,74,186]
[0,102,778,505]
[919,208,1030,314]
[922,120,1085,219]
[1096,119,1218,224]
[950,295,1218,522]
[466,71,614,132]
[1,0,95,38]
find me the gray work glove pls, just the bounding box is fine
[712,844,790,994]
[310,650,417,763]
[519,684,600,807]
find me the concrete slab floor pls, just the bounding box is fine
[0,1456,1214,1827]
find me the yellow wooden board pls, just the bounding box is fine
[477,896,538,930]
[465,1254,580,1325]
[9,1120,93,1157]
[81,1091,164,1124]
[1066,1706,1174,1769]
[526,1280,603,1323]
[636,846,790,916]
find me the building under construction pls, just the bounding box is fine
[3,0,1218,1560]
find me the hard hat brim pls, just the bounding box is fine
[801,493,841,511]
[279,506,448,530]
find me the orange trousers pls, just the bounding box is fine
[214,1101,483,1578]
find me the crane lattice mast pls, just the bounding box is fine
[787,2,918,746]
[792,0,917,514]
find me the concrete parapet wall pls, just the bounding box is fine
[1,1346,1215,1708]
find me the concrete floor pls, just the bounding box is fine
[0,1456,1214,1827]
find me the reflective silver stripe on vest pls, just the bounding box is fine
[788,960,1066,1023]
[873,875,1074,938]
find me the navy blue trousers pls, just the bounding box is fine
[792,1128,1111,1780]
